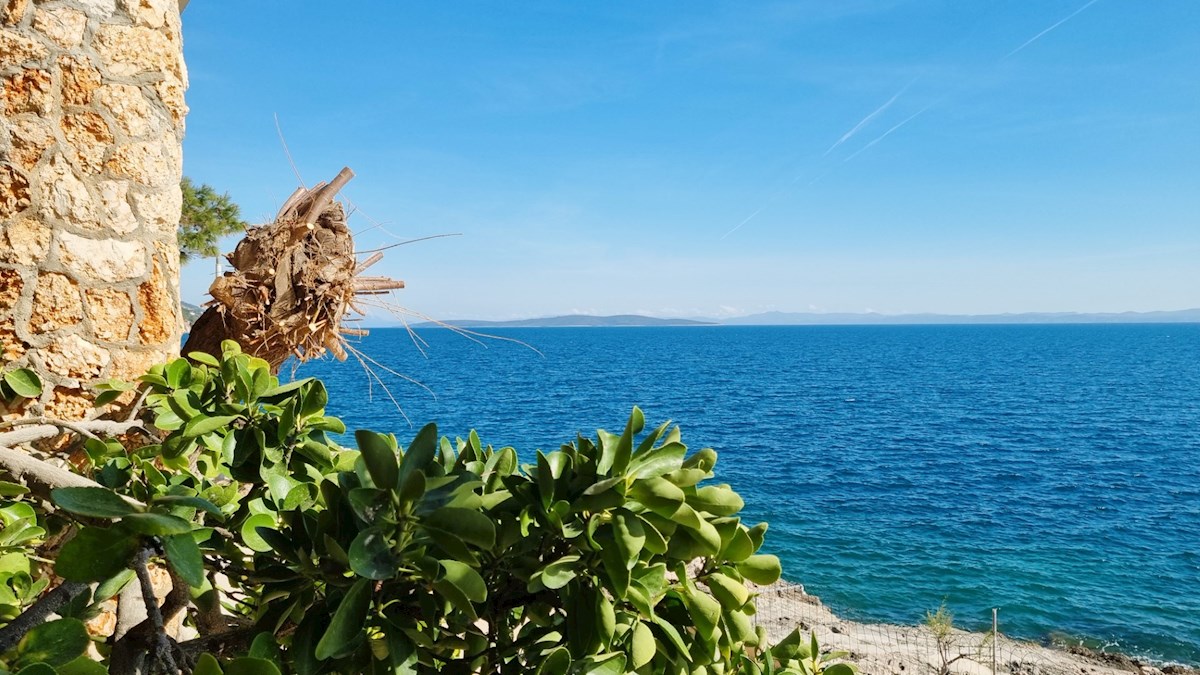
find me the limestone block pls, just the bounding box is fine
[7,115,53,170]
[104,133,180,187]
[0,269,24,361]
[2,69,52,115]
[154,74,187,125]
[0,165,31,218]
[97,83,166,138]
[128,185,180,231]
[108,346,163,380]
[137,254,172,344]
[44,385,94,420]
[42,334,109,379]
[60,111,115,174]
[85,287,134,341]
[119,0,171,29]
[94,24,181,79]
[2,0,29,27]
[74,0,116,19]
[0,29,48,67]
[39,156,95,225]
[0,267,21,309]
[59,55,103,107]
[32,7,87,49]
[56,231,147,283]
[97,180,137,234]
[0,216,50,265]
[30,271,83,332]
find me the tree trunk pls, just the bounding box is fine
[0,0,187,420]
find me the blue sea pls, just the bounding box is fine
[298,324,1200,664]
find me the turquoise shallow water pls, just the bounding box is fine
[297,324,1200,663]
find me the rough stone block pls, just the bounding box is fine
[97,180,138,235]
[94,24,180,79]
[97,83,166,138]
[59,54,103,107]
[43,333,109,379]
[108,346,165,381]
[137,254,173,344]
[7,115,53,170]
[104,134,180,187]
[30,271,84,332]
[61,111,115,174]
[44,385,94,420]
[0,165,31,218]
[2,0,30,27]
[56,231,147,283]
[39,156,96,225]
[0,216,50,265]
[154,74,187,125]
[128,185,180,231]
[119,0,171,29]
[85,287,134,341]
[3,69,52,115]
[0,28,48,66]
[32,7,87,49]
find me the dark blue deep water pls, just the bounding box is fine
[298,324,1200,663]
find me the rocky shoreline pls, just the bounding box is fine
[752,582,1198,675]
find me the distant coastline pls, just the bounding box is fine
[403,308,1200,329]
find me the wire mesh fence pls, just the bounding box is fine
[751,582,1134,675]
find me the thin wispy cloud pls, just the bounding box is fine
[823,79,916,156]
[1004,0,1102,59]
[843,101,937,162]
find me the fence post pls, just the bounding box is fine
[992,608,998,675]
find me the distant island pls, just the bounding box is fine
[414,314,716,328]
[404,308,1200,328]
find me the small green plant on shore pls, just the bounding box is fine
[744,630,855,675]
[0,341,806,674]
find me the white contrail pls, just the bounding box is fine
[843,102,936,163]
[823,79,916,156]
[1005,0,1102,59]
[719,206,766,240]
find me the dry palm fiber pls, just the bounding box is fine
[182,167,403,372]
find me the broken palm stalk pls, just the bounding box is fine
[182,168,403,371]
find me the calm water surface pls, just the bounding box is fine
[298,324,1200,663]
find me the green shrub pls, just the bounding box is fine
[0,342,832,674]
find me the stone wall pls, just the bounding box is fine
[0,0,186,420]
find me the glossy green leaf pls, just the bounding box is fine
[315,579,372,660]
[629,477,685,517]
[349,527,396,580]
[690,485,745,516]
[56,526,138,581]
[164,533,205,588]
[0,480,29,497]
[56,656,109,675]
[3,368,42,398]
[421,507,495,550]
[240,513,277,553]
[537,554,580,590]
[120,512,194,535]
[355,430,398,490]
[94,569,135,603]
[631,621,657,668]
[706,572,750,610]
[737,554,782,586]
[683,585,722,640]
[150,495,224,519]
[224,657,283,675]
[51,487,138,518]
[16,618,89,667]
[183,414,241,438]
[612,511,645,568]
[192,653,224,675]
[536,647,571,675]
[397,423,438,488]
[433,560,486,617]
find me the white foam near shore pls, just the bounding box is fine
[750,582,1195,675]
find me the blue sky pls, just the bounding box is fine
[179,1,1199,320]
